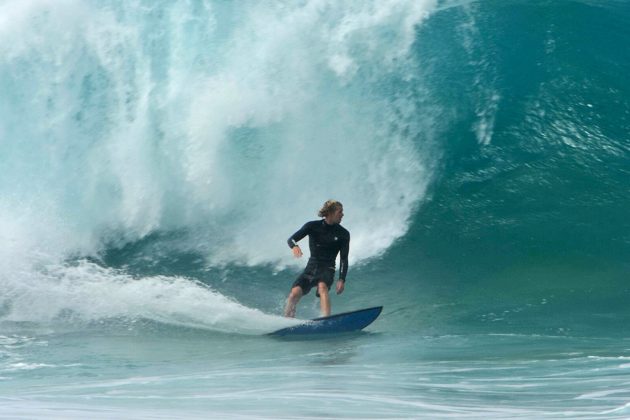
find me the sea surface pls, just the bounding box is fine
[1,0,629,418]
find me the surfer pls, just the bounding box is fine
[284,200,350,317]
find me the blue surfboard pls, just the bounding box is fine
[268,306,383,337]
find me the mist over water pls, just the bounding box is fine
[0,0,438,331]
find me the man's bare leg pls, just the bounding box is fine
[317,282,331,317]
[284,286,303,317]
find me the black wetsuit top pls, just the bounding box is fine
[287,220,350,281]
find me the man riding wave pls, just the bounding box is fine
[284,200,349,317]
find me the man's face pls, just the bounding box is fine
[331,207,344,224]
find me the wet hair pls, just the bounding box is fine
[318,200,343,218]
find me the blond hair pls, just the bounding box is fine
[318,200,343,218]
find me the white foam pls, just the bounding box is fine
[5,362,55,371]
[0,1,439,327]
[4,261,297,334]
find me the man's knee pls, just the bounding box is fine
[289,286,303,300]
[317,282,329,295]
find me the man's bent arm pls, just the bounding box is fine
[287,222,311,249]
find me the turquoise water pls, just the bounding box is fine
[1,0,630,418]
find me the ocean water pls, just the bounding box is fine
[1,0,630,418]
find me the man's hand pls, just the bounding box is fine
[292,245,303,258]
[336,279,345,295]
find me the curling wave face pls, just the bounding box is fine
[0,0,438,330]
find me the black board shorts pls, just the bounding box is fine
[292,260,335,297]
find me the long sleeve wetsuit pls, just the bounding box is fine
[287,220,350,281]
